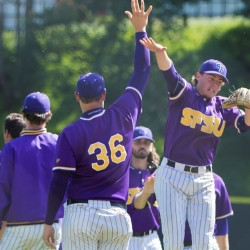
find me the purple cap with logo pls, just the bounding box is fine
[133,126,155,142]
[200,59,229,84]
[23,92,50,114]
[76,73,106,98]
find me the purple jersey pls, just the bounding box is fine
[45,31,150,221]
[127,167,160,232]
[184,172,233,242]
[162,64,244,166]
[0,129,63,223]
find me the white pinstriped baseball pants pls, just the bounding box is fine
[0,223,61,250]
[62,200,132,250]
[184,236,219,250]
[128,231,162,250]
[155,163,215,250]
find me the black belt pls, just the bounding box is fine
[67,199,126,210]
[167,160,211,174]
[184,241,192,247]
[133,230,155,237]
[7,219,59,227]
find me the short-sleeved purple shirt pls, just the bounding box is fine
[162,64,243,166]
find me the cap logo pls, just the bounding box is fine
[216,62,225,73]
[138,127,148,136]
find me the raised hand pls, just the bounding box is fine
[125,0,153,32]
[143,176,155,195]
[139,37,167,53]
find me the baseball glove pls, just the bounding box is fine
[222,87,250,109]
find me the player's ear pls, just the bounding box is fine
[101,89,107,101]
[74,91,80,102]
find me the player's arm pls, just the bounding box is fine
[214,217,229,250]
[125,0,152,95]
[140,37,171,71]
[215,235,229,250]
[43,170,71,249]
[140,37,185,97]
[134,176,155,209]
[0,145,14,226]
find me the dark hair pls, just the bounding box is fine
[4,113,26,139]
[147,144,160,168]
[79,94,102,104]
[22,110,52,125]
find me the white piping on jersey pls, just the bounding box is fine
[235,113,244,133]
[169,78,187,100]
[126,86,142,100]
[216,211,234,219]
[53,166,75,171]
[80,110,106,121]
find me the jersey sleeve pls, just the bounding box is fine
[52,131,76,171]
[215,175,233,219]
[127,32,150,96]
[0,144,14,221]
[161,63,186,98]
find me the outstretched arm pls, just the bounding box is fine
[125,0,152,33]
[125,0,152,96]
[140,37,172,71]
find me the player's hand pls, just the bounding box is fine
[125,0,153,33]
[143,176,155,195]
[42,224,56,249]
[140,37,167,53]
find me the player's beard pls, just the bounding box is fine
[132,148,150,159]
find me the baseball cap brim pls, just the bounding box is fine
[201,70,229,84]
[133,136,155,143]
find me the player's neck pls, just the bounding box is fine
[80,102,104,113]
[25,121,46,130]
[131,157,148,170]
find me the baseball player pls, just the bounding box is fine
[42,0,152,249]
[0,92,63,249]
[127,126,162,250]
[184,172,233,250]
[0,113,26,240]
[139,37,250,250]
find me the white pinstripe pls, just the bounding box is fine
[128,231,162,250]
[184,236,219,250]
[155,162,215,250]
[62,200,132,250]
[0,223,61,250]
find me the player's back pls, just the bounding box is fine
[55,89,142,203]
[0,129,62,222]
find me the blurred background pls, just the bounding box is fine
[1,0,250,248]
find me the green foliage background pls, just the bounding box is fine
[1,16,250,196]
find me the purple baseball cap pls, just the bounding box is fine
[199,59,229,84]
[133,126,155,142]
[23,92,50,114]
[76,73,106,98]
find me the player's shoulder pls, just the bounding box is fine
[45,132,59,141]
[58,119,82,136]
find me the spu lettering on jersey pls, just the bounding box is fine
[181,108,226,137]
